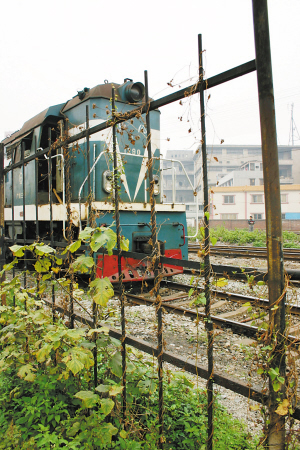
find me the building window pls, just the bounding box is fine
[221,213,238,219]
[251,194,263,203]
[260,163,263,170]
[223,195,235,204]
[198,205,204,211]
[250,178,255,186]
[250,163,255,171]
[281,194,288,203]
[253,213,263,220]
[259,178,264,185]
[186,205,189,210]
[282,213,286,220]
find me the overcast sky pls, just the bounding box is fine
[1,0,299,155]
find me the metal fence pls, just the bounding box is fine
[0,1,294,449]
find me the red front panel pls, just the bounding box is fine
[96,249,183,283]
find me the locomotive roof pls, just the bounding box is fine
[62,82,136,112]
[2,103,64,147]
[2,80,146,147]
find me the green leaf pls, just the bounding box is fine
[210,237,217,246]
[204,211,210,220]
[214,277,228,287]
[9,245,25,257]
[95,384,111,393]
[89,277,114,306]
[79,227,94,240]
[188,288,194,297]
[108,351,123,377]
[74,390,99,408]
[72,255,95,273]
[35,244,55,255]
[257,280,265,286]
[36,343,52,362]
[100,398,115,416]
[90,228,117,255]
[109,385,124,396]
[120,236,129,251]
[67,240,82,253]
[87,326,110,336]
[17,364,36,382]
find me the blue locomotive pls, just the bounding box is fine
[2,79,188,282]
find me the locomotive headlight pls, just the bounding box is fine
[153,175,160,196]
[124,82,145,103]
[103,170,113,193]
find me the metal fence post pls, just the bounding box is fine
[252,1,286,448]
[0,143,5,306]
[145,70,164,448]
[198,34,214,450]
[112,88,127,420]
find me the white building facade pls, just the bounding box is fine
[210,184,300,221]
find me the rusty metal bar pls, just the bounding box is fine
[64,121,74,329]
[112,88,127,420]
[198,34,214,450]
[145,70,164,449]
[252,1,286,448]
[0,143,5,305]
[21,142,27,309]
[86,105,92,225]
[47,128,55,319]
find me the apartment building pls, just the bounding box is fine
[210,184,300,221]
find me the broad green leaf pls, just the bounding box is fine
[204,211,210,220]
[109,385,124,396]
[42,273,52,281]
[9,245,25,257]
[120,237,129,251]
[72,255,94,273]
[74,390,99,408]
[67,240,82,253]
[89,277,114,306]
[108,351,123,377]
[214,277,228,287]
[65,328,86,341]
[63,347,93,375]
[257,280,265,286]
[120,430,127,439]
[36,343,52,362]
[100,398,115,416]
[79,227,94,240]
[210,237,217,246]
[64,354,84,375]
[34,258,51,273]
[35,244,55,256]
[87,326,110,336]
[17,364,36,382]
[95,384,110,393]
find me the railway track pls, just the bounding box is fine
[121,279,300,345]
[188,243,300,261]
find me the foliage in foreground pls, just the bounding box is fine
[0,227,261,448]
[189,225,300,248]
[0,301,260,449]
